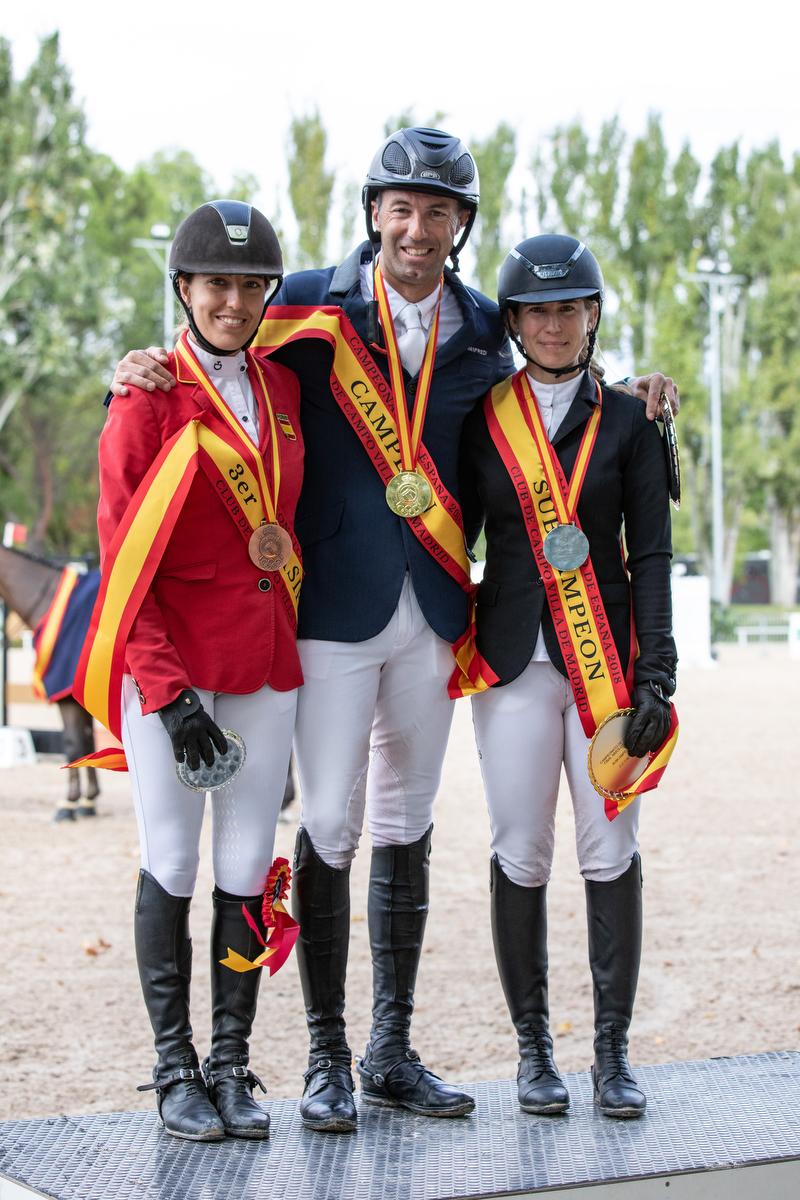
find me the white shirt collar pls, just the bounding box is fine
[189,337,247,378]
[525,370,584,409]
[381,274,441,330]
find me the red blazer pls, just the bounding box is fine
[97,349,304,713]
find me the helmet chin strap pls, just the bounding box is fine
[511,324,598,380]
[367,243,381,346]
[173,278,281,357]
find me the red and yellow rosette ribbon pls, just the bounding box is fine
[219,857,300,976]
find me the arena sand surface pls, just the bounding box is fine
[0,644,798,1122]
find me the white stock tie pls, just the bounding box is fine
[396,304,428,377]
[538,393,554,436]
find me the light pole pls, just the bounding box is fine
[133,223,174,347]
[687,261,744,604]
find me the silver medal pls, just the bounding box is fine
[543,523,590,572]
[177,729,246,793]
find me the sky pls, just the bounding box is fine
[4,0,798,260]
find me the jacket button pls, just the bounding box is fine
[257,578,271,592]
[535,576,544,587]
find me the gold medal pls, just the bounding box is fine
[587,708,650,800]
[248,523,293,571]
[385,471,433,519]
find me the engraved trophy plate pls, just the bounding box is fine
[385,471,433,519]
[248,523,293,571]
[543,523,590,571]
[587,709,649,799]
[177,729,246,793]
[659,393,681,510]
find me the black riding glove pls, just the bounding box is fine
[623,682,672,758]
[158,688,228,772]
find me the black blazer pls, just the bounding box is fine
[459,371,677,692]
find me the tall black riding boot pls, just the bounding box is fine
[293,828,357,1132]
[490,857,569,1114]
[203,890,270,1139]
[134,870,224,1141]
[585,853,647,1118]
[357,826,474,1117]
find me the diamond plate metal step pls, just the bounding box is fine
[1,1053,798,1199]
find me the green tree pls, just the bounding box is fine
[0,34,114,554]
[471,122,516,296]
[530,117,628,348]
[88,148,212,352]
[338,178,361,259]
[724,144,800,603]
[287,111,334,270]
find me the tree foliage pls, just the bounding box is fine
[0,34,112,552]
[472,122,516,296]
[0,36,264,556]
[287,110,334,270]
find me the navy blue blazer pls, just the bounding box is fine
[459,372,677,694]
[272,243,513,643]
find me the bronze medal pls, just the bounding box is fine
[543,523,590,572]
[385,471,432,519]
[587,709,649,800]
[248,523,293,571]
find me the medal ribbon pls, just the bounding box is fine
[484,370,678,818]
[174,331,281,527]
[193,423,303,621]
[73,414,303,769]
[518,372,602,526]
[373,263,442,473]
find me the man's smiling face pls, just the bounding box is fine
[371,189,467,301]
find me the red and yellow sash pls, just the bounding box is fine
[255,305,472,589]
[253,305,498,693]
[484,370,678,818]
[373,263,442,476]
[74,341,303,766]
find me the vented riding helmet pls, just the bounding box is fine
[169,200,284,354]
[362,127,480,269]
[498,235,604,376]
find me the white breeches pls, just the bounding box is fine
[294,575,456,868]
[121,675,298,897]
[471,658,639,887]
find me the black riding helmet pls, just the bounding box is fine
[362,127,480,271]
[498,235,604,378]
[169,200,284,355]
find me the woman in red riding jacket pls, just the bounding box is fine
[97,201,303,1142]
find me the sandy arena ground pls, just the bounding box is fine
[0,644,798,1122]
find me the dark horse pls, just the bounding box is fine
[0,545,100,821]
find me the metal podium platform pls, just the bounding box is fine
[1,1053,798,1199]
